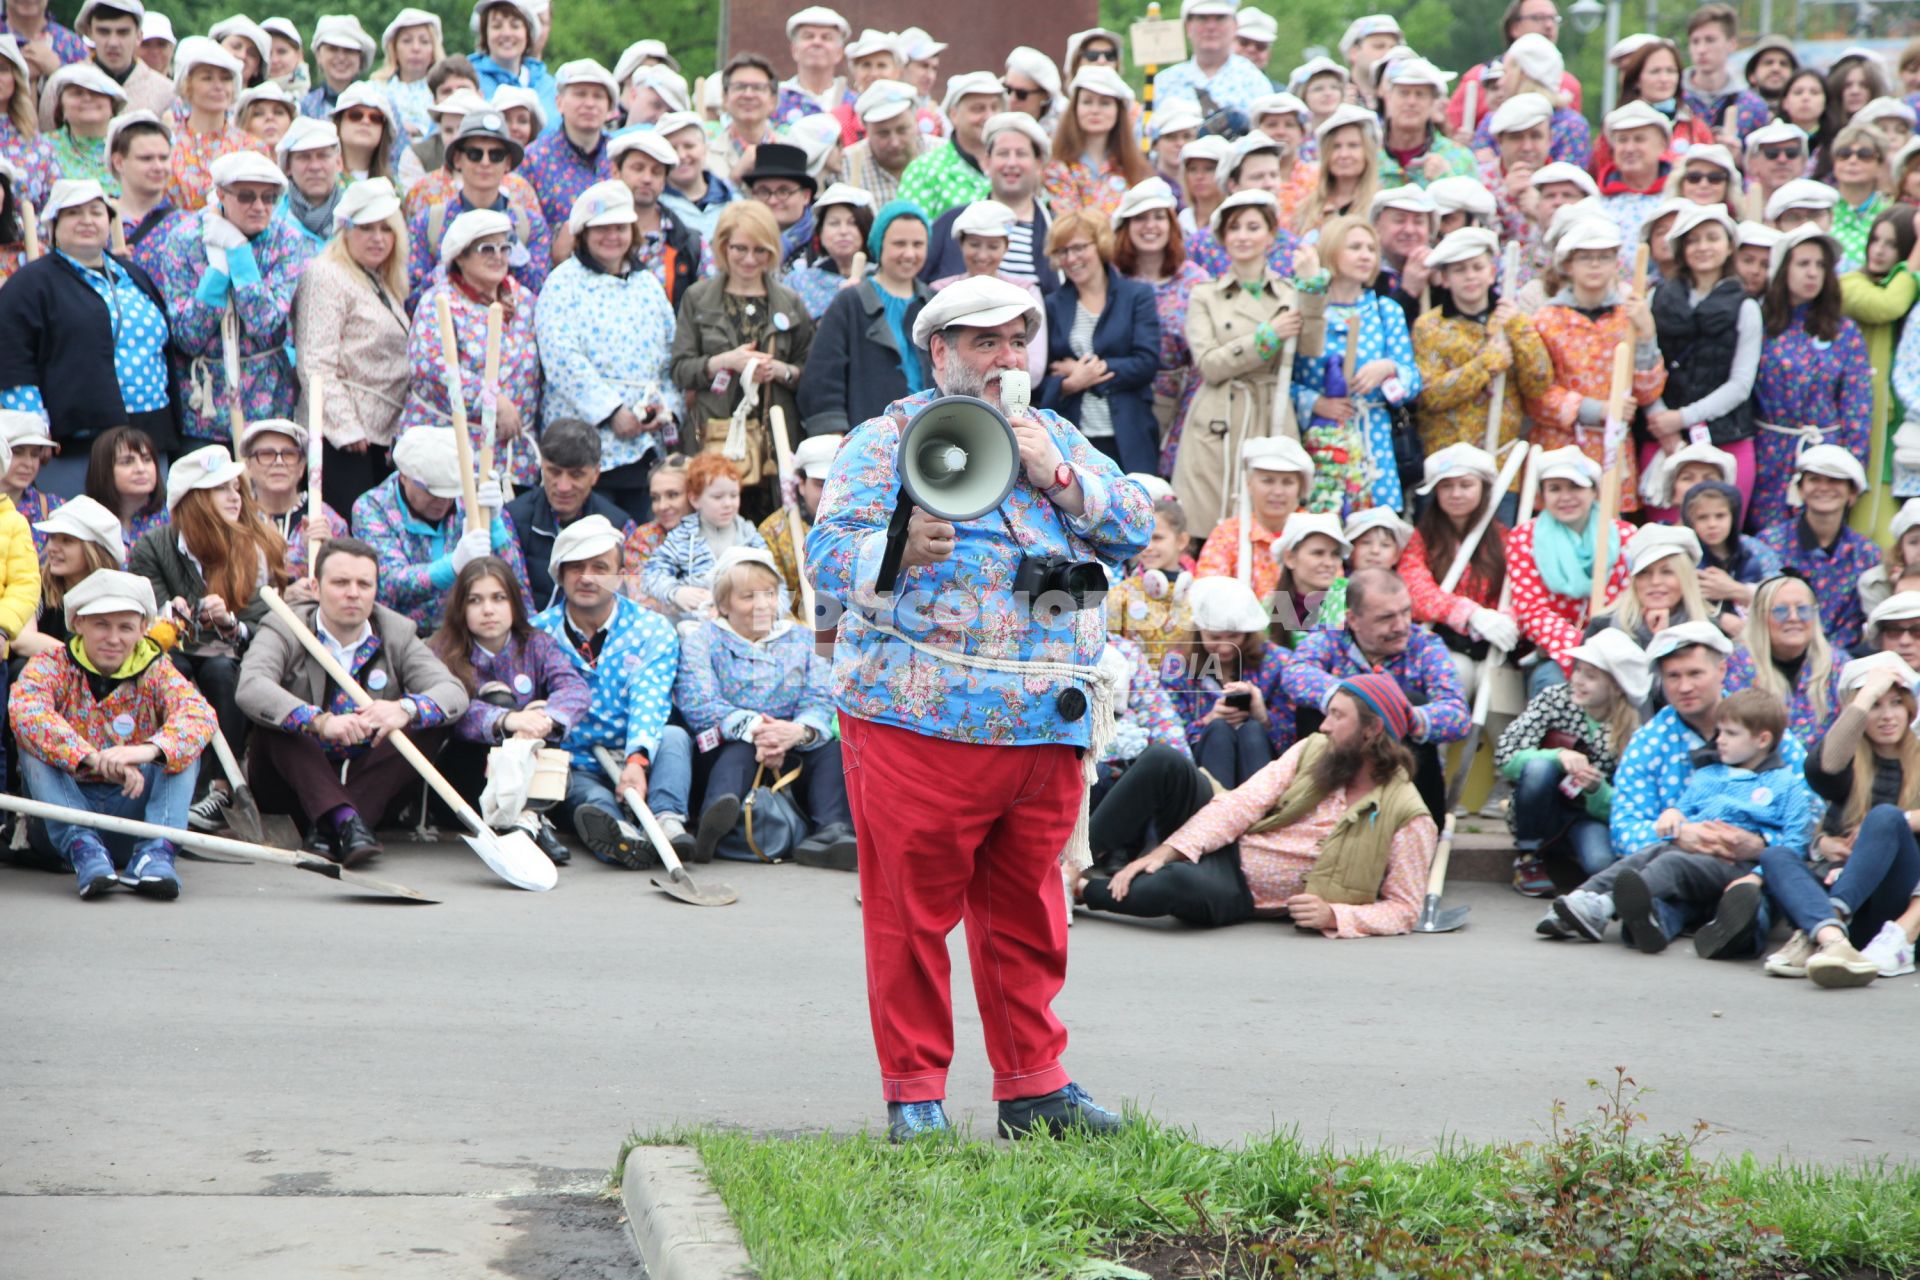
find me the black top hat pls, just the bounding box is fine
[739,142,817,194]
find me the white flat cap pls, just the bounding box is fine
[76,0,145,29]
[0,410,55,449]
[1869,591,1920,628]
[910,274,1040,349]
[34,495,124,562]
[1287,56,1347,90]
[785,5,852,39]
[1683,143,1740,180]
[942,71,1006,115]
[1315,102,1378,145]
[140,10,172,43]
[1004,46,1064,100]
[1854,96,1916,128]
[1624,523,1702,574]
[329,80,398,133]
[654,109,705,138]
[1506,32,1563,85]
[793,433,842,479]
[1249,91,1308,123]
[1180,134,1230,167]
[1536,446,1601,488]
[608,128,676,168]
[1127,472,1176,502]
[1553,216,1624,265]
[1563,629,1653,705]
[1209,186,1279,237]
[237,80,296,119]
[392,428,465,498]
[1368,183,1437,219]
[550,512,625,575]
[1666,203,1737,248]
[1219,132,1278,185]
[1417,442,1499,493]
[1242,434,1313,477]
[240,416,308,451]
[310,13,375,59]
[1767,221,1839,283]
[1380,56,1454,91]
[952,198,1017,240]
[1737,220,1781,250]
[209,15,271,66]
[846,28,902,62]
[1424,225,1499,269]
[1605,99,1673,138]
[1645,619,1733,662]
[1181,0,1238,18]
[981,111,1049,158]
[613,39,679,84]
[65,568,157,626]
[490,84,547,134]
[1338,14,1402,57]
[210,149,289,191]
[166,444,247,510]
[568,179,637,234]
[898,27,946,60]
[1427,176,1495,219]
[1066,64,1133,104]
[1655,440,1739,506]
[1344,506,1413,549]
[44,62,127,113]
[260,16,301,46]
[1188,576,1270,634]
[103,108,170,155]
[1767,178,1841,224]
[1110,179,1176,230]
[382,8,442,48]
[1746,119,1810,149]
[1791,442,1868,494]
[277,116,340,160]
[1892,497,1920,547]
[1151,101,1205,137]
[1531,161,1599,196]
[813,181,874,212]
[855,78,918,124]
[441,207,514,265]
[1277,510,1350,558]
[1607,33,1661,65]
[427,87,489,119]
[1840,651,1920,696]
[1235,7,1276,40]
[554,58,619,102]
[1488,92,1553,135]
[335,176,401,226]
[41,178,112,225]
[171,36,242,92]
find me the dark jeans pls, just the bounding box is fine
[705,738,851,829]
[321,440,393,522]
[595,459,655,526]
[1511,757,1617,876]
[1580,842,1765,945]
[1080,745,1257,928]
[1760,804,1920,943]
[168,652,245,782]
[1195,718,1271,789]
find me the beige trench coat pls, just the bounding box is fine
[292,254,412,449]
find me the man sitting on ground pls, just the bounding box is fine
[506,419,637,612]
[759,432,839,619]
[235,536,470,865]
[1079,675,1438,935]
[1547,623,1810,956]
[10,570,216,900]
[533,514,697,864]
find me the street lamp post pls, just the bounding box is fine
[1568,0,1614,113]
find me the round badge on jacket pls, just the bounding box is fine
[367,669,390,692]
[112,713,136,737]
[514,673,534,694]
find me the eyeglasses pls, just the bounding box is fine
[752,184,802,201]
[340,107,383,126]
[467,240,512,259]
[1008,86,1046,102]
[1757,144,1805,161]
[728,80,773,95]
[1769,604,1818,622]
[1516,11,1562,26]
[725,242,775,259]
[1682,169,1728,185]
[1081,48,1119,63]
[224,188,276,206]
[249,448,301,464]
[1058,242,1099,258]
[1882,621,1920,638]
[461,145,510,164]
[1832,145,1882,162]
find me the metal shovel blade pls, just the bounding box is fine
[461,829,558,892]
[652,865,739,907]
[224,785,267,847]
[590,746,737,906]
[1414,896,1471,933]
[290,853,439,903]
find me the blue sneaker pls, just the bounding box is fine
[123,841,181,901]
[997,1083,1124,1138]
[70,838,117,900]
[885,1099,952,1143]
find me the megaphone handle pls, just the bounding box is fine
[873,494,915,594]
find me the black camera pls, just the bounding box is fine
[1014,554,1108,614]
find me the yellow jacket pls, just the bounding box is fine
[0,494,42,640]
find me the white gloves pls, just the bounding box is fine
[474,478,506,514]
[1469,607,1520,652]
[450,527,492,572]
[201,211,247,275]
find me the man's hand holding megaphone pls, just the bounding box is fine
[899,507,959,571]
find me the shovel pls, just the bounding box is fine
[0,794,435,903]
[1414,814,1470,934]
[207,729,266,846]
[593,746,736,907]
[259,587,557,892]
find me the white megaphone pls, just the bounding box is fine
[874,386,1022,592]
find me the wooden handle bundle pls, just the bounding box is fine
[476,302,503,510]
[434,292,483,538]
[1483,241,1521,451]
[1588,342,1634,614]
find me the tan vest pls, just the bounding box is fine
[1246,735,1430,905]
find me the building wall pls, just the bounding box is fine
[721,0,1103,88]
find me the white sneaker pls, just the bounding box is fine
[1859,920,1917,977]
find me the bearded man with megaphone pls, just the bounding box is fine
[805,275,1157,1145]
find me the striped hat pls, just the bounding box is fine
[1337,674,1411,740]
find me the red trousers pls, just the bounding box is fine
[841,713,1084,1103]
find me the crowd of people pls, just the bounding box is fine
[2,0,1919,1069]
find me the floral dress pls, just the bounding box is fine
[1041,156,1133,221]
[1145,259,1211,476]
[399,274,543,488]
[1106,564,1195,672]
[1291,290,1420,515]
[166,125,271,213]
[0,120,60,210]
[1752,309,1873,532]
[48,127,110,193]
[534,255,684,470]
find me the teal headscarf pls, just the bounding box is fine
[867,199,929,262]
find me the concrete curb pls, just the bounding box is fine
[621,1145,759,1280]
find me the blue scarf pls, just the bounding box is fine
[1533,508,1619,600]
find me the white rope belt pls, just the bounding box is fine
[865,617,1117,876]
[1757,421,1833,458]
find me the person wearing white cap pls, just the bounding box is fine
[1590,101,1675,267]
[924,112,1059,291]
[1192,434,1310,598]
[47,0,174,130]
[829,30,905,146]
[137,11,173,76]
[38,61,122,190]
[1743,119,1812,213]
[468,0,557,132]
[624,63,689,129]
[1151,0,1274,127]
[1041,65,1150,222]
[1158,573,1295,786]
[1825,122,1894,272]
[1859,498,1920,616]
[1109,178,1209,449]
[370,8,446,145]
[922,197,1049,384]
[1003,45,1064,132]
[1367,183,1439,324]
[0,182,178,488]
[1480,95,1555,228]
[533,180,684,520]
[1586,524,1724,657]
[9,493,124,661]
[1291,106,1384,239]
[838,79,924,204]
[1678,4,1770,143]
[13,565,217,900]
[1427,175,1496,235]
[327,81,400,186]
[895,26,943,104]
[1268,508,1352,639]
[1500,626,1650,901]
[209,15,270,90]
[163,37,260,213]
[402,110,553,310]
[1467,34,1591,170]
[600,128,709,310]
[275,117,344,258]
[1231,8,1274,69]
[1399,443,1519,685]
[1754,445,1880,652]
[299,14,375,118]
[782,181,871,319]
[0,416,38,676]
[1412,226,1551,467]
[1172,190,1306,531]
[1672,143,1740,213]
[1374,58,1474,192]
[234,532,473,867]
[805,271,1152,1145]
[519,59,617,261]
[1601,38,1711,168]
[1504,445,1634,694]
[237,81,298,148]
[774,5,853,128]
[260,16,310,102]
[152,148,306,444]
[1866,590,1920,670]
[1338,14,1404,105]
[1747,225,1871,535]
[1765,177,1839,234]
[0,410,60,550]
[893,71,1004,221]
[238,416,348,583]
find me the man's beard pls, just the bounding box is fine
[937,363,1002,404]
[1310,735,1367,794]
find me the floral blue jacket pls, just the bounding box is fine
[1610,704,1809,857]
[675,617,836,746]
[533,255,684,472]
[349,472,532,632]
[805,388,1155,748]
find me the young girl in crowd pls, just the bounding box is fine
[372,9,447,146]
[1684,481,1782,610]
[1412,227,1552,459]
[1498,629,1649,901]
[1505,448,1634,694]
[624,456,691,574]
[1176,575,1293,788]
[1401,444,1516,695]
[1319,506,1412,631]
[430,556,592,866]
[1743,574,1844,744]
[7,495,121,660]
[0,413,57,551]
[1845,204,1920,541]
[641,453,771,623]
[1109,491,1194,671]
[1271,511,1349,642]
[85,427,167,548]
[1193,437,1311,600]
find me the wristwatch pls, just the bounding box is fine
[1042,462,1074,497]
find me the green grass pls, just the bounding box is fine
[611,1105,1920,1280]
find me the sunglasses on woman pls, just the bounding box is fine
[1769,604,1818,623]
[340,107,384,126]
[1682,169,1727,185]
[1831,146,1882,163]
[1080,48,1119,63]
[1757,144,1804,162]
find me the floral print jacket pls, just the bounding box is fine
[10,638,216,780]
[1751,309,1873,532]
[399,276,543,488]
[675,616,837,746]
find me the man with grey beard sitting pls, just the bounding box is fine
[1075,674,1440,936]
